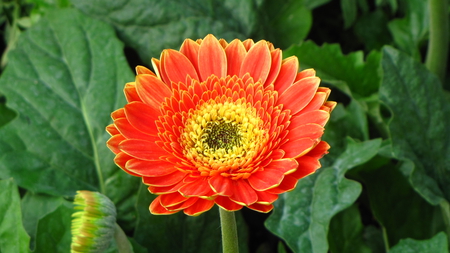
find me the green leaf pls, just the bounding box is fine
[259,0,312,49]
[328,204,372,253]
[21,192,65,251]
[0,8,133,196]
[387,0,429,60]
[341,0,357,29]
[71,0,259,65]
[33,200,73,253]
[363,226,385,253]
[0,101,16,128]
[0,179,30,253]
[303,0,332,10]
[353,9,392,51]
[104,171,140,232]
[389,232,448,253]
[284,41,381,97]
[352,157,445,248]
[379,46,450,203]
[265,138,381,253]
[133,184,249,253]
[321,100,370,166]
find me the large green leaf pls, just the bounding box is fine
[104,170,140,233]
[258,0,312,49]
[0,8,133,196]
[265,138,381,253]
[387,0,428,61]
[71,0,260,65]
[33,200,73,253]
[321,100,370,166]
[352,157,445,248]
[389,232,448,253]
[0,101,16,128]
[284,41,381,97]
[0,179,30,253]
[133,184,249,253]
[328,204,372,253]
[21,192,65,251]
[379,46,450,204]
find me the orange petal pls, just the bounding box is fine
[148,180,184,194]
[295,68,316,80]
[265,175,298,194]
[124,82,141,102]
[290,156,320,180]
[142,170,186,187]
[135,74,171,108]
[248,159,297,191]
[106,124,119,136]
[198,34,227,81]
[150,196,178,215]
[126,159,177,177]
[301,91,329,113]
[118,139,167,161]
[180,39,200,74]
[114,152,140,176]
[179,178,215,197]
[152,58,170,85]
[305,141,330,160]
[280,138,316,158]
[273,56,299,94]
[160,192,189,207]
[255,191,278,205]
[215,196,243,211]
[111,108,125,120]
[136,65,156,75]
[247,203,273,213]
[124,102,159,135]
[265,49,282,86]
[114,118,159,141]
[290,110,330,128]
[106,134,125,154]
[225,39,246,77]
[278,76,320,115]
[162,49,199,84]
[239,40,271,84]
[242,39,255,51]
[285,123,324,141]
[166,196,197,211]
[230,180,258,206]
[183,198,215,216]
[209,175,234,196]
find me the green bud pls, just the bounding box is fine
[71,191,117,253]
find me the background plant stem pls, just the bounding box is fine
[425,0,449,83]
[440,200,450,250]
[114,223,133,253]
[219,208,239,253]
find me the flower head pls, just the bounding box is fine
[71,191,117,253]
[106,34,335,216]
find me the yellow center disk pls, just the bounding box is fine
[181,98,268,177]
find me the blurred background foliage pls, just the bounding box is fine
[0,0,449,252]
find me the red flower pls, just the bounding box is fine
[106,34,335,216]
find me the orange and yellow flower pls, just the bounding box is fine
[106,34,335,216]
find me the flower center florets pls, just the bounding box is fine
[181,97,268,176]
[203,120,242,152]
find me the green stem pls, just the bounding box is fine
[114,223,133,253]
[381,226,390,252]
[425,0,449,83]
[440,200,450,249]
[219,208,239,253]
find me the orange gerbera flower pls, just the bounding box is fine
[106,34,335,216]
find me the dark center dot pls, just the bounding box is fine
[203,120,242,151]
